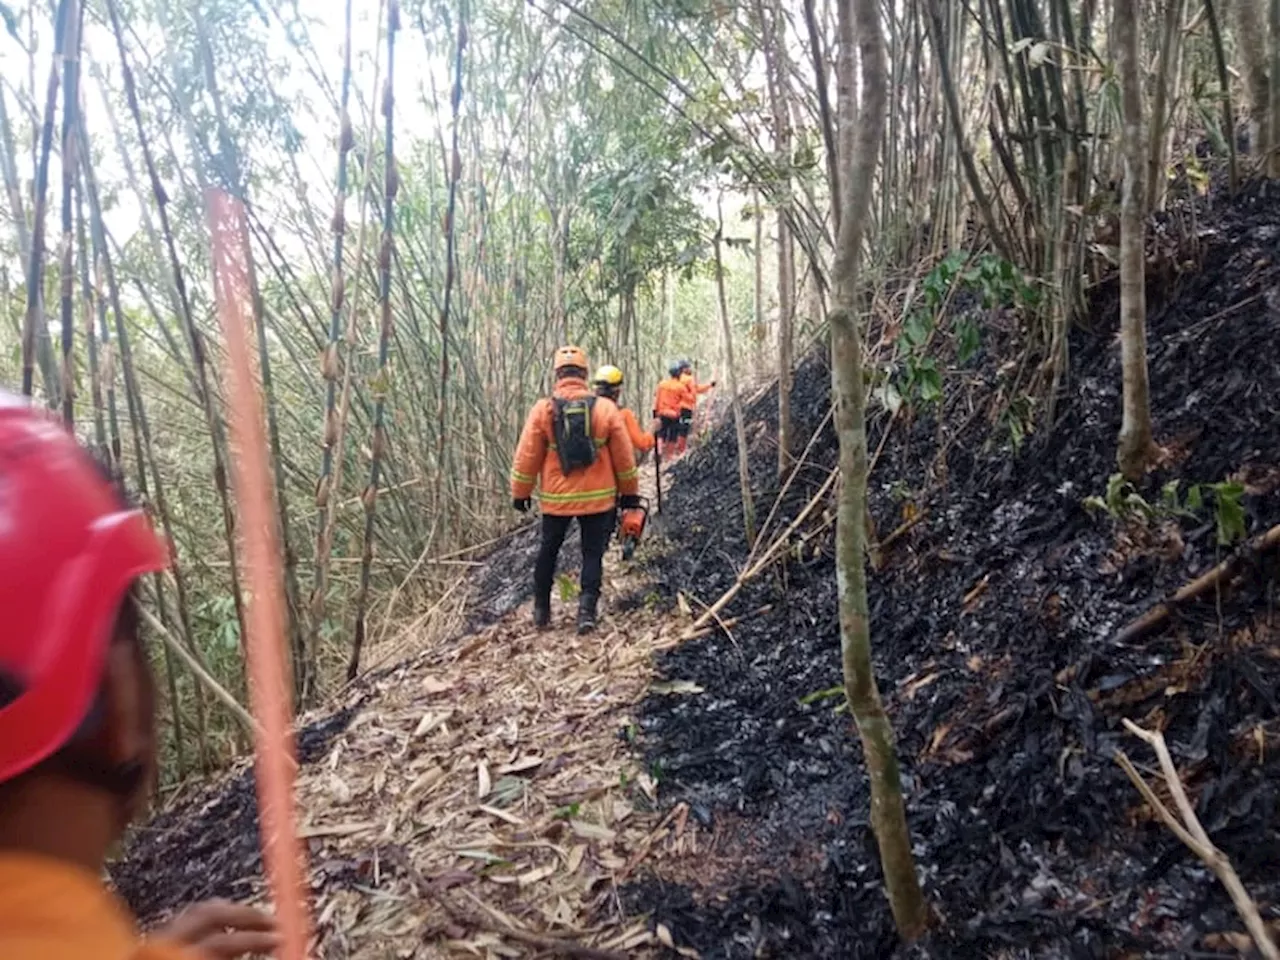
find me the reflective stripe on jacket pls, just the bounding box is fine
[620,407,655,453]
[510,376,639,516]
[653,376,686,420]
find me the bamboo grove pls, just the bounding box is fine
[0,0,1275,785]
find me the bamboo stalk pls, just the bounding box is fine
[349,0,402,680]
[1116,722,1279,960]
[21,0,70,402]
[435,7,468,521]
[105,0,250,685]
[713,195,757,547]
[55,0,83,427]
[81,139,206,776]
[190,9,308,710]
[1204,0,1239,191]
[310,0,359,699]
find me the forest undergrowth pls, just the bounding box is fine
[111,180,1280,958]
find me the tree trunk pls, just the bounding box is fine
[714,196,757,548]
[924,0,1012,261]
[1270,0,1280,176]
[830,0,930,940]
[1233,0,1271,160]
[1115,0,1156,480]
[758,0,795,477]
[1204,0,1239,191]
[752,188,765,377]
[1146,0,1186,210]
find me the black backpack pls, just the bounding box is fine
[552,396,598,474]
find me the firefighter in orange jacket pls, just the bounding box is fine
[592,365,654,459]
[511,346,641,634]
[0,393,278,960]
[652,362,688,459]
[676,360,714,456]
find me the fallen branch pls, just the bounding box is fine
[685,467,838,636]
[682,604,774,642]
[874,508,928,556]
[1112,522,1280,644]
[752,404,835,552]
[393,849,626,960]
[134,599,258,737]
[1115,720,1279,960]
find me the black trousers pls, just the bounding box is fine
[534,510,616,605]
[657,416,681,443]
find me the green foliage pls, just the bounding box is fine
[890,252,1037,410]
[797,685,846,707]
[1206,481,1247,545]
[557,573,581,603]
[999,395,1035,452]
[552,802,582,820]
[1084,474,1248,546]
[961,253,1041,311]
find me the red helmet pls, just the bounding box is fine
[0,393,169,783]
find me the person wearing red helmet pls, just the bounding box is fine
[0,392,277,960]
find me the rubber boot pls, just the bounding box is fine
[533,597,551,631]
[577,593,598,635]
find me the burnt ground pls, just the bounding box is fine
[112,182,1280,956]
[620,181,1280,958]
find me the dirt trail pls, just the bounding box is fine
[112,460,706,958]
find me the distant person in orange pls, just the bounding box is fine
[652,362,688,460]
[677,360,714,456]
[511,346,641,634]
[592,364,655,461]
[0,392,278,960]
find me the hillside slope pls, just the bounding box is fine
[113,184,1280,959]
[623,183,1280,957]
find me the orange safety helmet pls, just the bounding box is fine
[0,392,169,783]
[552,345,589,376]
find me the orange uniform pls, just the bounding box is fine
[510,375,639,516]
[679,371,713,412]
[653,376,686,420]
[0,853,195,960]
[620,407,655,453]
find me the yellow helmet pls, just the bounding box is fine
[592,364,624,388]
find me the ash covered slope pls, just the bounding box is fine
[626,184,1280,958]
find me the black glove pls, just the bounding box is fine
[513,497,531,513]
[710,380,717,387]
[619,494,643,510]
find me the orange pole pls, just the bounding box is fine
[206,188,312,960]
